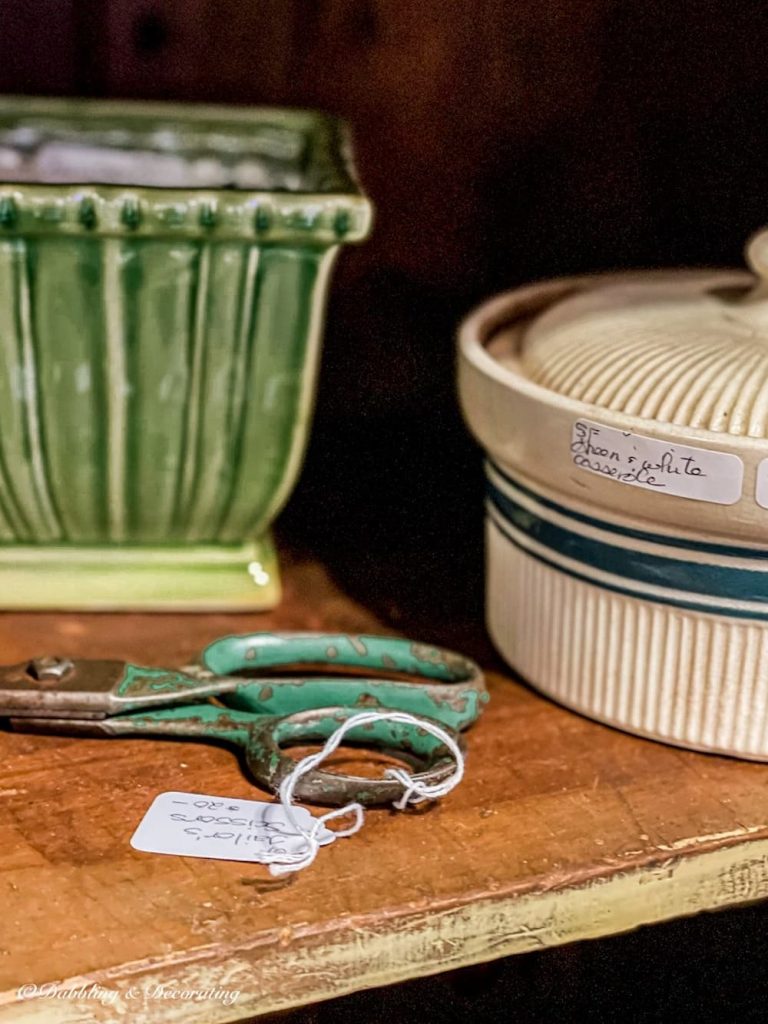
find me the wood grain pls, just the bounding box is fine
[2,554,768,1021]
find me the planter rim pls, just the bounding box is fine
[0,95,373,243]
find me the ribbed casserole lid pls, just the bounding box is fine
[519,233,768,438]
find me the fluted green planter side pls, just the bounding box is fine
[0,98,372,608]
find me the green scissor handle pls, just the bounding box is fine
[204,632,488,733]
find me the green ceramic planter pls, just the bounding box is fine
[0,97,371,609]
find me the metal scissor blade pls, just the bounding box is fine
[8,715,121,734]
[0,658,128,719]
[0,657,248,719]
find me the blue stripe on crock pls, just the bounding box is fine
[486,475,768,604]
[487,512,768,621]
[489,459,768,560]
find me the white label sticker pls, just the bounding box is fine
[131,791,336,863]
[755,459,768,509]
[570,419,743,504]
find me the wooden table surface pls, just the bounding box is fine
[3,554,768,1023]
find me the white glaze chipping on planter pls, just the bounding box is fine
[459,233,768,759]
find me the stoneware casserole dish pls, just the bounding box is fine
[459,230,768,759]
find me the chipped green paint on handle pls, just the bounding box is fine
[113,702,258,746]
[0,97,372,609]
[110,632,486,736]
[203,632,488,732]
[103,702,451,758]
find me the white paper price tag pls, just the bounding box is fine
[131,791,336,863]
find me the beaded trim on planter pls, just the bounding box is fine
[0,187,371,243]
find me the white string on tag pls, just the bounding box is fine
[265,710,465,876]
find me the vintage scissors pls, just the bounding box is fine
[0,633,487,806]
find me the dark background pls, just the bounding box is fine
[5,2,768,1020]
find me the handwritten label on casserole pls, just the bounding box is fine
[570,420,743,504]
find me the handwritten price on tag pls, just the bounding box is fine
[168,797,298,852]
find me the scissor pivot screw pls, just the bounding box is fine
[26,656,76,683]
